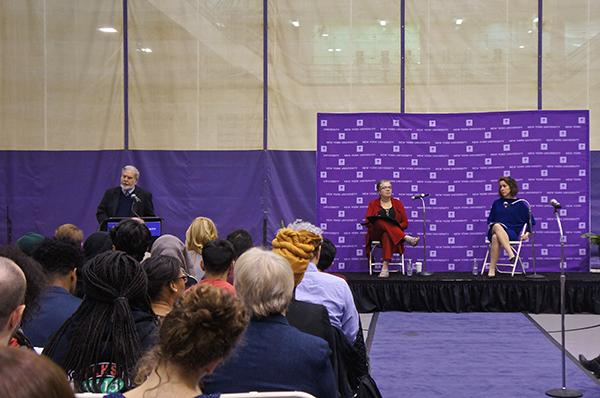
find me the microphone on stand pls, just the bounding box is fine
[411,193,430,200]
[550,199,561,209]
[130,193,142,203]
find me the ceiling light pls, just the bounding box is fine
[335,48,341,52]
[291,20,300,28]
[321,33,329,37]
[533,17,539,23]
[98,26,118,33]
[138,47,153,53]
[379,20,387,27]
[455,18,464,25]
[519,45,525,49]
[328,48,334,52]
[528,29,533,34]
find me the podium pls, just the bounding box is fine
[100,217,163,237]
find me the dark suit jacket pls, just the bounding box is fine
[203,314,337,398]
[96,186,155,224]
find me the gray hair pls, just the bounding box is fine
[376,179,392,191]
[233,247,293,318]
[122,165,140,180]
[0,257,26,326]
[286,219,322,236]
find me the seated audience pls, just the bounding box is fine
[0,346,75,398]
[83,232,113,262]
[23,238,84,348]
[317,238,338,272]
[275,221,359,344]
[150,234,195,280]
[44,251,158,393]
[202,247,337,398]
[110,219,152,262]
[185,216,218,278]
[0,257,27,347]
[226,229,253,259]
[142,255,187,321]
[0,245,47,348]
[110,285,248,398]
[16,232,45,256]
[55,223,84,247]
[199,240,236,296]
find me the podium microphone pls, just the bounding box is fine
[550,199,561,209]
[130,193,142,203]
[411,193,429,200]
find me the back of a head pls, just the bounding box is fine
[185,216,218,253]
[110,219,151,261]
[0,246,47,322]
[43,250,150,392]
[32,238,84,278]
[234,247,294,318]
[15,233,45,256]
[142,285,248,381]
[226,229,253,259]
[0,347,75,398]
[150,234,188,270]
[0,257,26,334]
[54,224,84,247]
[142,255,181,301]
[317,238,337,271]
[83,232,113,262]
[202,239,235,274]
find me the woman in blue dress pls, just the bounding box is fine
[486,176,533,277]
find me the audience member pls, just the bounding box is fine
[110,219,151,262]
[54,223,84,247]
[0,346,75,398]
[0,257,27,346]
[16,232,45,256]
[0,245,47,348]
[200,240,236,296]
[203,247,337,398]
[83,232,113,262]
[282,222,359,344]
[226,229,253,259]
[142,255,186,321]
[114,285,248,398]
[44,251,158,393]
[22,238,84,348]
[185,216,218,278]
[151,234,196,278]
[317,238,337,272]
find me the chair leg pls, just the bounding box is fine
[481,246,491,275]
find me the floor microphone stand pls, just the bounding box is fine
[546,206,582,398]
[418,196,432,276]
[524,200,544,280]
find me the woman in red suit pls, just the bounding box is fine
[365,180,419,277]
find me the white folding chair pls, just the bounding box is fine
[480,224,528,276]
[222,392,316,398]
[368,240,405,275]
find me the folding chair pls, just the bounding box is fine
[480,224,528,276]
[368,240,405,275]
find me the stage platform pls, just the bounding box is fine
[342,272,600,314]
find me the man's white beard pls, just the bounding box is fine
[121,184,135,192]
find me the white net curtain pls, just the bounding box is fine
[1,0,600,151]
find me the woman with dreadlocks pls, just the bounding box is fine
[43,251,158,394]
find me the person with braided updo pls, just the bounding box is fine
[43,251,158,394]
[105,284,249,398]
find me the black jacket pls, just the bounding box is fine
[96,186,155,224]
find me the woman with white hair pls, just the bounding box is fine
[202,247,337,398]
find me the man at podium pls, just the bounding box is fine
[96,165,155,225]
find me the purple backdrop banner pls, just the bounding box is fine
[316,110,590,273]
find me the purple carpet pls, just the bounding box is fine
[369,312,600,397]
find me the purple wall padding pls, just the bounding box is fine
[317,110,590,272]
[0,151,265,245]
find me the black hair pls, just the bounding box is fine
[226,229,253,259]
[0,245,47,322]
[32,238,84,277]
[317,238,337,271]
[109,219,151,262]
[43,251,152,393]
[141,255,181,301]
[83,232,113,262]
[202,240,235,274]
[498,176,519,197]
